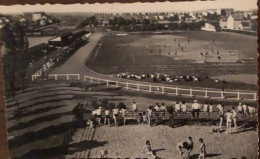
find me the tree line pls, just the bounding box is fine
[1,19,29,97]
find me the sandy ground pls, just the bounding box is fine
[89,125,258,159]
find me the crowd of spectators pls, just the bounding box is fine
[116,72,203,83]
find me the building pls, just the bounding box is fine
[201,23,216,32]
[227,13,244,30]
[237,21,251,31]
[219,19,228,29]
[32,12,46,21]
[219,8,234,17]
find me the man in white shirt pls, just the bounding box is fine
[191,100,200,118]
[224,110,233,134]
[96,107,102,126]
[120,108,128,126]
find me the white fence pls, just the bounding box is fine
[31,73,257,101]
[83,75,258,101]
[31,61,55,81]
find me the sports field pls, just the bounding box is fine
[86,31,257,86]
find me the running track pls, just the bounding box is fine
[51,33,256,94]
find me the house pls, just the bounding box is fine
[219,19,228,29]
[32,12,46,21]
[201,23,216,32]
[237,21,251,31]
[227,13,244,30]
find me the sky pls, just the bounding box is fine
[0,0,257,14]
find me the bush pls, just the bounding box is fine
[117,102,126,109]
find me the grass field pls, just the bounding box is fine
[86,31,257,88]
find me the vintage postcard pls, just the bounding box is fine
[0,0,258,158]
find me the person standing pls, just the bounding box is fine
[187,137,193,157]
[237,103,243,115]
[181,101,187,114]
[242,103,248,117]
[225,110,233,134]
[147,106,153,127]
[209,103,213,116]
[104,108,110,127]
[198,138,206,159]
[96,107,102,126]
[191,100,200,118]
[160,103,166,119]
[112,106,119,127]
[217,102,224,130]
[232,107,238,131]
[175,101,181,115]
[120,108,128,126]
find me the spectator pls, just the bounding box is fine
[242,103,248,116]
[112,106,119,127]
[147,106,153,126]
[225,110,233,134]
[104,108,110,127]
[131,102,137,114]
[142,112,148,124]
[217,102,224,130]
[120,107,128,126]
[143,140,157,158]
[160,103,166,119]
[198,138,206,159]
[181,101,187,114]
[137,112,143,125]
[232,107,238,131]
[209,103,213,116]
[154,103,160,111]
[237,103,243,115]
[248,106,256,116]
[96,106,102,126]
[191,100,200,118]
[203,102,208,112]
[177,141,190,159]
[187,137,193,156]
[210,122,221,134]
[175,101,181,114]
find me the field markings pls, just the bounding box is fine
[131,54,136,64]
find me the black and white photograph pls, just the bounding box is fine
[0,0,258,158]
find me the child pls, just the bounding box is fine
[210,122,221,134]
[142,112,148,124]
[143,140,157,158]
[137,113,143,125]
